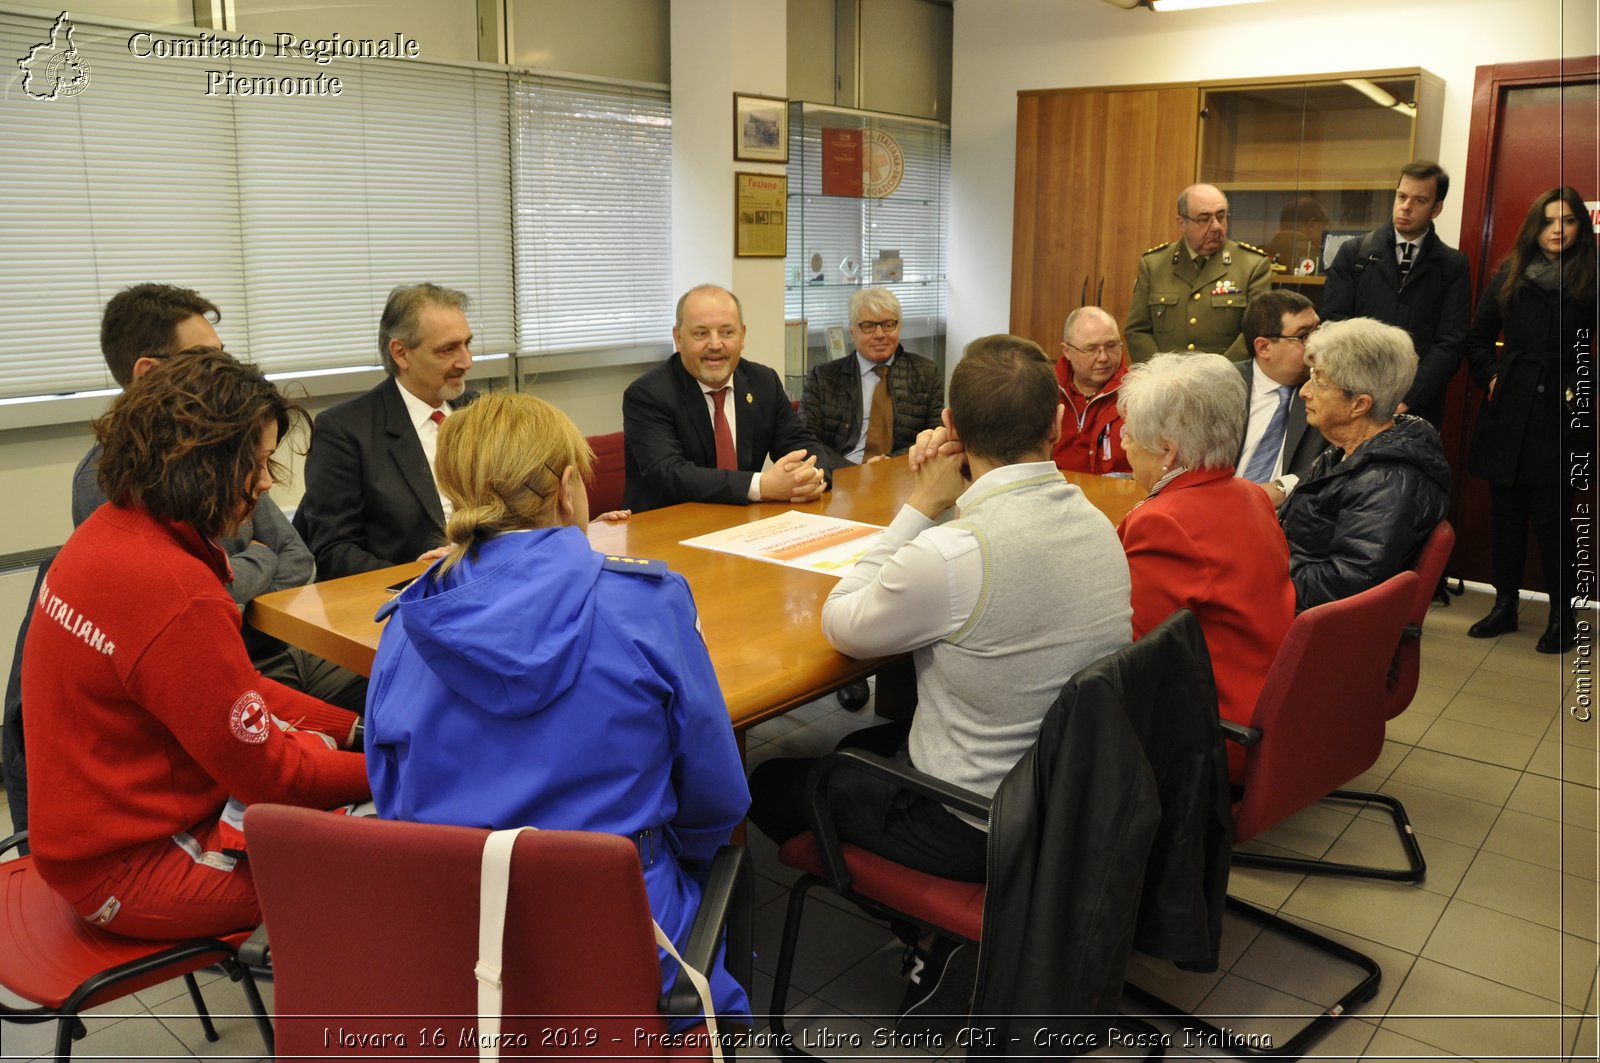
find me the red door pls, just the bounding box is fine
[1449,57,1600,588]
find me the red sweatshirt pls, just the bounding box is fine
[1052,359,1132,475]
[23,504,369,883]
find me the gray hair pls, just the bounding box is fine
[1117,352,1246,471]
[1062,305,1119,344]
[1304,318,1417,421]
[849,287,901,326]
[378,283,471,374]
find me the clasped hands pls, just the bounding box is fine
[906,421,970,519]
[759,449,827,504]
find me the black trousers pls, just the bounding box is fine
[1489,482,1569,616]
[746,722,988,884]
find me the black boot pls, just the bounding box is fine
[1536,605,1577,654]
[1468,594,1519,638]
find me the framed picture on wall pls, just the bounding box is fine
[734,93,789,163]
[735,172,787,257]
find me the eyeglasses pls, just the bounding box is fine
[1066,341,1123,359]
[854,319,900,334]
[1305,367,1347,393]
[1180,211,1229,227]
[1266,327,1319,346]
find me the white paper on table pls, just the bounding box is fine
[680,511,885,577]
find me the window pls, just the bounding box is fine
[513,76,673,355]
[0,9,671,402]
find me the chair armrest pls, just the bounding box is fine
[1220,718,1261,747]
[804,749,990,895]
[661,845,751,1018]
[238,923,272,969]
[0,830,25,857]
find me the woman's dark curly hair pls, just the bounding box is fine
[94,347,305,540]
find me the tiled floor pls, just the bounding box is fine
[1,588,1596,1061]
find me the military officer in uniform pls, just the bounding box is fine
[1126,183,1272,363]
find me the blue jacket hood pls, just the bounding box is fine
[377,527,603,718]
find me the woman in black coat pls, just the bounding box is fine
[1465,187,1598,653]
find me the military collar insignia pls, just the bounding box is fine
[1221,250,1233,266]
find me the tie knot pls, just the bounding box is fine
[872,365,889,380]
[429,410,445,426]
[1401,243,1415,262]
[711,386,729,409]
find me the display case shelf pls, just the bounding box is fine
[784,102,950,394]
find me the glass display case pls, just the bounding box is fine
[784,102,950,395]
[1198,69,1443,288]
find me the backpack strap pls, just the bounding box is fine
[476,827,723,1063]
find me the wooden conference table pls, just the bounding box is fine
[248,461,1145,732]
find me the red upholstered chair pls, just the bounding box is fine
[770,613,1215,1058]
[586,431,627,515]
[1384,520,1456,720]
[0,832,272,1062]
[1125,575,1423,1058]
[245,805,749,1059]
[1229,570,1425,882]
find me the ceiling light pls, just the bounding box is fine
[1149,0,1276,12]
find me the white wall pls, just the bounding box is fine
[947,0,1600,364]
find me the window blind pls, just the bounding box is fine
[3,10,676,401]
[513,75,673,355]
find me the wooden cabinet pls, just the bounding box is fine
[1010,86,1198,353]
[1011,70,1441,345]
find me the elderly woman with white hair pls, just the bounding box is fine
[1116,353,1296,777]
[1279,318,1451,610]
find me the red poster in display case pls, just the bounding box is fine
[821,128,863,197]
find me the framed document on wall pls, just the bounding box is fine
[735,172,787,258]
[734,93,789,163]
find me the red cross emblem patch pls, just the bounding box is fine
[228,690,271,745]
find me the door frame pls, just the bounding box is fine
[1459,55,1600,284]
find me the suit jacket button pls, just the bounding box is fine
[1189,317,1197,325]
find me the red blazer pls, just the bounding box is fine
[1117,467,1295,780]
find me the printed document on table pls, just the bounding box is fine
[680,512,884,576]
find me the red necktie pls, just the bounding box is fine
[712,387,736,471]
[429,410,445,426]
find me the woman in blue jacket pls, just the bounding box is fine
[365,391,751,1023]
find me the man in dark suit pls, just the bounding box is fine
[1321,161,1471,428]
[1234,289,1327,508]
[800,287,943,466]
[299,283,477,580]
[622,284,830,513]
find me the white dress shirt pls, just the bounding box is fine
[394,383,456,520]
[1238,366,1293,486]
[696,380,761,502]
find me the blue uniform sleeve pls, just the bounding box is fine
[656,574,750,866]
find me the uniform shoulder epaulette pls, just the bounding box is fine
[601,554,668,579]
[1237,241,1269,257]
[1143,241,1173,256]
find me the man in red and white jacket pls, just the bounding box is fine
[1050,306,1132,475]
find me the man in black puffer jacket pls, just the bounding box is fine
[1279,318,1451,610]
[800,287,944,466]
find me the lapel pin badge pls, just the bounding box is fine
[746,392,753,404]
